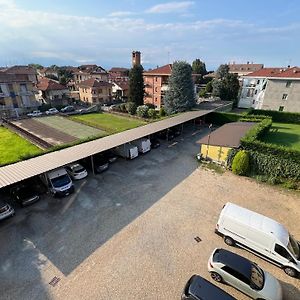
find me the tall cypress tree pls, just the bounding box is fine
[129,65,144,106]
[164,61,195,115]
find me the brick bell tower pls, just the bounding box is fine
[132,51,141,67]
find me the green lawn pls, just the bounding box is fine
[35,116,105,139]
[71,113,147,134]
[262,122,300,150]
[0,127,43,166]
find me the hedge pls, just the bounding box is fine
[205,112,240,125]
[248,109,300,124]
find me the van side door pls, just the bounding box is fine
[273,244,296,266]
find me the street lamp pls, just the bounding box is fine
[205,123,213,159]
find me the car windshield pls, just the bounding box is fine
[72,165,85,173]
[250,264,264,290]
[51,174,71,188]
[287,234,300,260]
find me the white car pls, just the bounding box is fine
[65,163,88,180]
[27,110,42,117]
[46,108,59,115]
[208,248,282,300]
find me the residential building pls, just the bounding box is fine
[36,77,69,105]
[37,67,59,79]
[78,78,112,104]
[109,67,129,83]
[238,67,300,112]
[4,65,38,84]
[0,73,38,117]
[111,81,129,100]
[73,65,108,86]
[229,62,264,77]
[197,122,255,165]
[143,64,172,109]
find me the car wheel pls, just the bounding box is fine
[284,267,298,277]
[224,236,235,246]
[210,272,223,283]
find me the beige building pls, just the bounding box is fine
[229,62,264,77]
[73,65,108,86]
[78,78,112,104]
[0,72,38,117]
[238,67,300,112]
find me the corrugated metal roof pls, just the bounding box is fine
[0,110,213,188]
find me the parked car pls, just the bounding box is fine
[10,184,40,207]
[215,202,300,277]
[41,168,74,197]
[208,248,283,300]
[93,154,110,173]
[182,274,236,300]
[157,129,174,140]
[27,110,42,117]
[0,200,15,221]
[150,136,160,149]
[103,150,118,163]
[45,107,59,115]
[60,105,75,113]
[65,163,88,180]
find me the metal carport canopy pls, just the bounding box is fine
[0,109,213,188]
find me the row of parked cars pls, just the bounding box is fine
[27,105,76,117]
[0,126,183,220]
[182,202,300,300]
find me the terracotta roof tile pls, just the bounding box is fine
[244,68,285,77]
[144,64,172,75]
[37,78,68,91]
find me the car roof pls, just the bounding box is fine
[213,249,252,279]
[187,275,236,300]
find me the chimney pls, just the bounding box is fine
[132,51,141,67]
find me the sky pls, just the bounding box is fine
[0,0,299,70]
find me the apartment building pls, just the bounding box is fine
[109,67,129,83]
[73,65,108,86]
[229,62,264,77]
[143,64,172,109]
[0,72,38,116]
[78,78,112,104]
[238,67,300,112]
[36,77,69,105]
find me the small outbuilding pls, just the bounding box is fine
[197,122,255,164]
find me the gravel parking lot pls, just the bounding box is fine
[0,124,299,300]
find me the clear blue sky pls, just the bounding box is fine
[0,0,299,70]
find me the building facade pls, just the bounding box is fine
[229,62,264,77]
[143,64,172,109]
[238,67,300,112]
[78,78,112,104]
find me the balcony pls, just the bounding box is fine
[19,91,33,96]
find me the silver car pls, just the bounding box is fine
[208,248,282,300]
[0,200,15,221]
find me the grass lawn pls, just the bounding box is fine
[261,122,300,150]
[71,113,147,134]
[0,127,43,166]
[35,116,105,139]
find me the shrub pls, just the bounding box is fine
[112,105,121,112]
[120,103,127,113]
[249,109,300,124]
[148,108,157,119]
[159,107,166,117]
[226,148,238,168]
[136,105,149,118]
[145,103,155,109]
[125,102,137,115]
[282,180,298,190]
[232,150,250,176]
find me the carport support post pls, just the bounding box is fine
[205,124,213,159]
[166,128,169,141]
[91,155,95,175]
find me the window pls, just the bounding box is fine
[287,235,300,259]
[257,80,260,84]
[250,264,264,290]
[286,81,291,88]
[279,106,284,112]
[254,90,257,95]
[221,266,250,285]
[275,244,293,260]
[282,93,288,100]
[0,85,3,94]
[155,87,158,92]
[155,77,158,82]
[99,89,103,94]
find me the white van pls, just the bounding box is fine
[132,138,151,154]
[43,168,74,197]
[215,202,300,277]
[114,144,138,160]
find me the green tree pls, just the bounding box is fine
[129,65,144,106]
[192,59,207,84]
[164,61,195,115]
[28,63,43,70]
[212,64,239,105]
